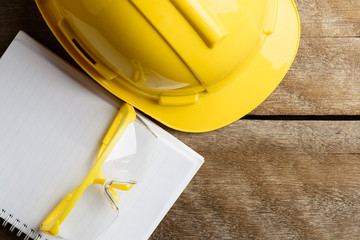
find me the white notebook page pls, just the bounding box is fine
[0,31,121,239]
[0,31,203,240]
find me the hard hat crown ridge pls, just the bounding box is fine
[36,0,300,132]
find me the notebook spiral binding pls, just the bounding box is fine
[0,209,49,240]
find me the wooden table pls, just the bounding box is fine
[1,1,360,239]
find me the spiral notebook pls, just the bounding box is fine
[0,31,203,240]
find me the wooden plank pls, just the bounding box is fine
[252,0,360,115]
[297,0,360,37]
[251,37,360,116]
[151,120,360,239]
[0,1,359,240]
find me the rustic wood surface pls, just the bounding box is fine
[1,0,360,240]
[157,121,360,240]
[252,0,360,115]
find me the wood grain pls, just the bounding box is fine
[0,0,360,240]
[297,0,360,37]
[251,37,360,115]
[250,0,360,116]
[151,120,360,240]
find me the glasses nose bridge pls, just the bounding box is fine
[104,179,137,210]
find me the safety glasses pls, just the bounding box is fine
[40,103,158,240]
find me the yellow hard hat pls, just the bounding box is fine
[36,0,300,132]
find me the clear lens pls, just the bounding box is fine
[103,179,137,210]
[102,117,158,183]
[57,184,118,240]
[50,116,157,240]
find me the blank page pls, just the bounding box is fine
[0,31,121,239]
[97,115,204,240]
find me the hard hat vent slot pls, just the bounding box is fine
[72,39,96,65]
